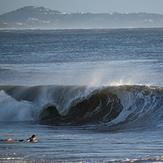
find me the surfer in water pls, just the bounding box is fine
[5,135,37,142]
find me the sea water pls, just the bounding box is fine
[0,28,163,162]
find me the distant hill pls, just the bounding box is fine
[0,6,163,29]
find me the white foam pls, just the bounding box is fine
[0,91,35,121]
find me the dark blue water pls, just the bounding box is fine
[0,28,163,162]
[1,28,163,64]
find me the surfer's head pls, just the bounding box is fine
[31,135,36,141]
[27,135,36,142]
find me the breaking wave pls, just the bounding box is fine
[0,85,163,129]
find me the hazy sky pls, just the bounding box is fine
[0,0,163,15]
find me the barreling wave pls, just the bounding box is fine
[0,84,163,129]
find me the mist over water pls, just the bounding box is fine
[0,28,163,162]
[0,59,162,87]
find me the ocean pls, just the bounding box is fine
[0,28,163,163]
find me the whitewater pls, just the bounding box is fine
[0,28,163,162]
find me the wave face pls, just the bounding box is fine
[0,85,163,128]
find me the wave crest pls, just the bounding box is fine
[0,85,163,129]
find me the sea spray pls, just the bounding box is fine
[0,90,35,121]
